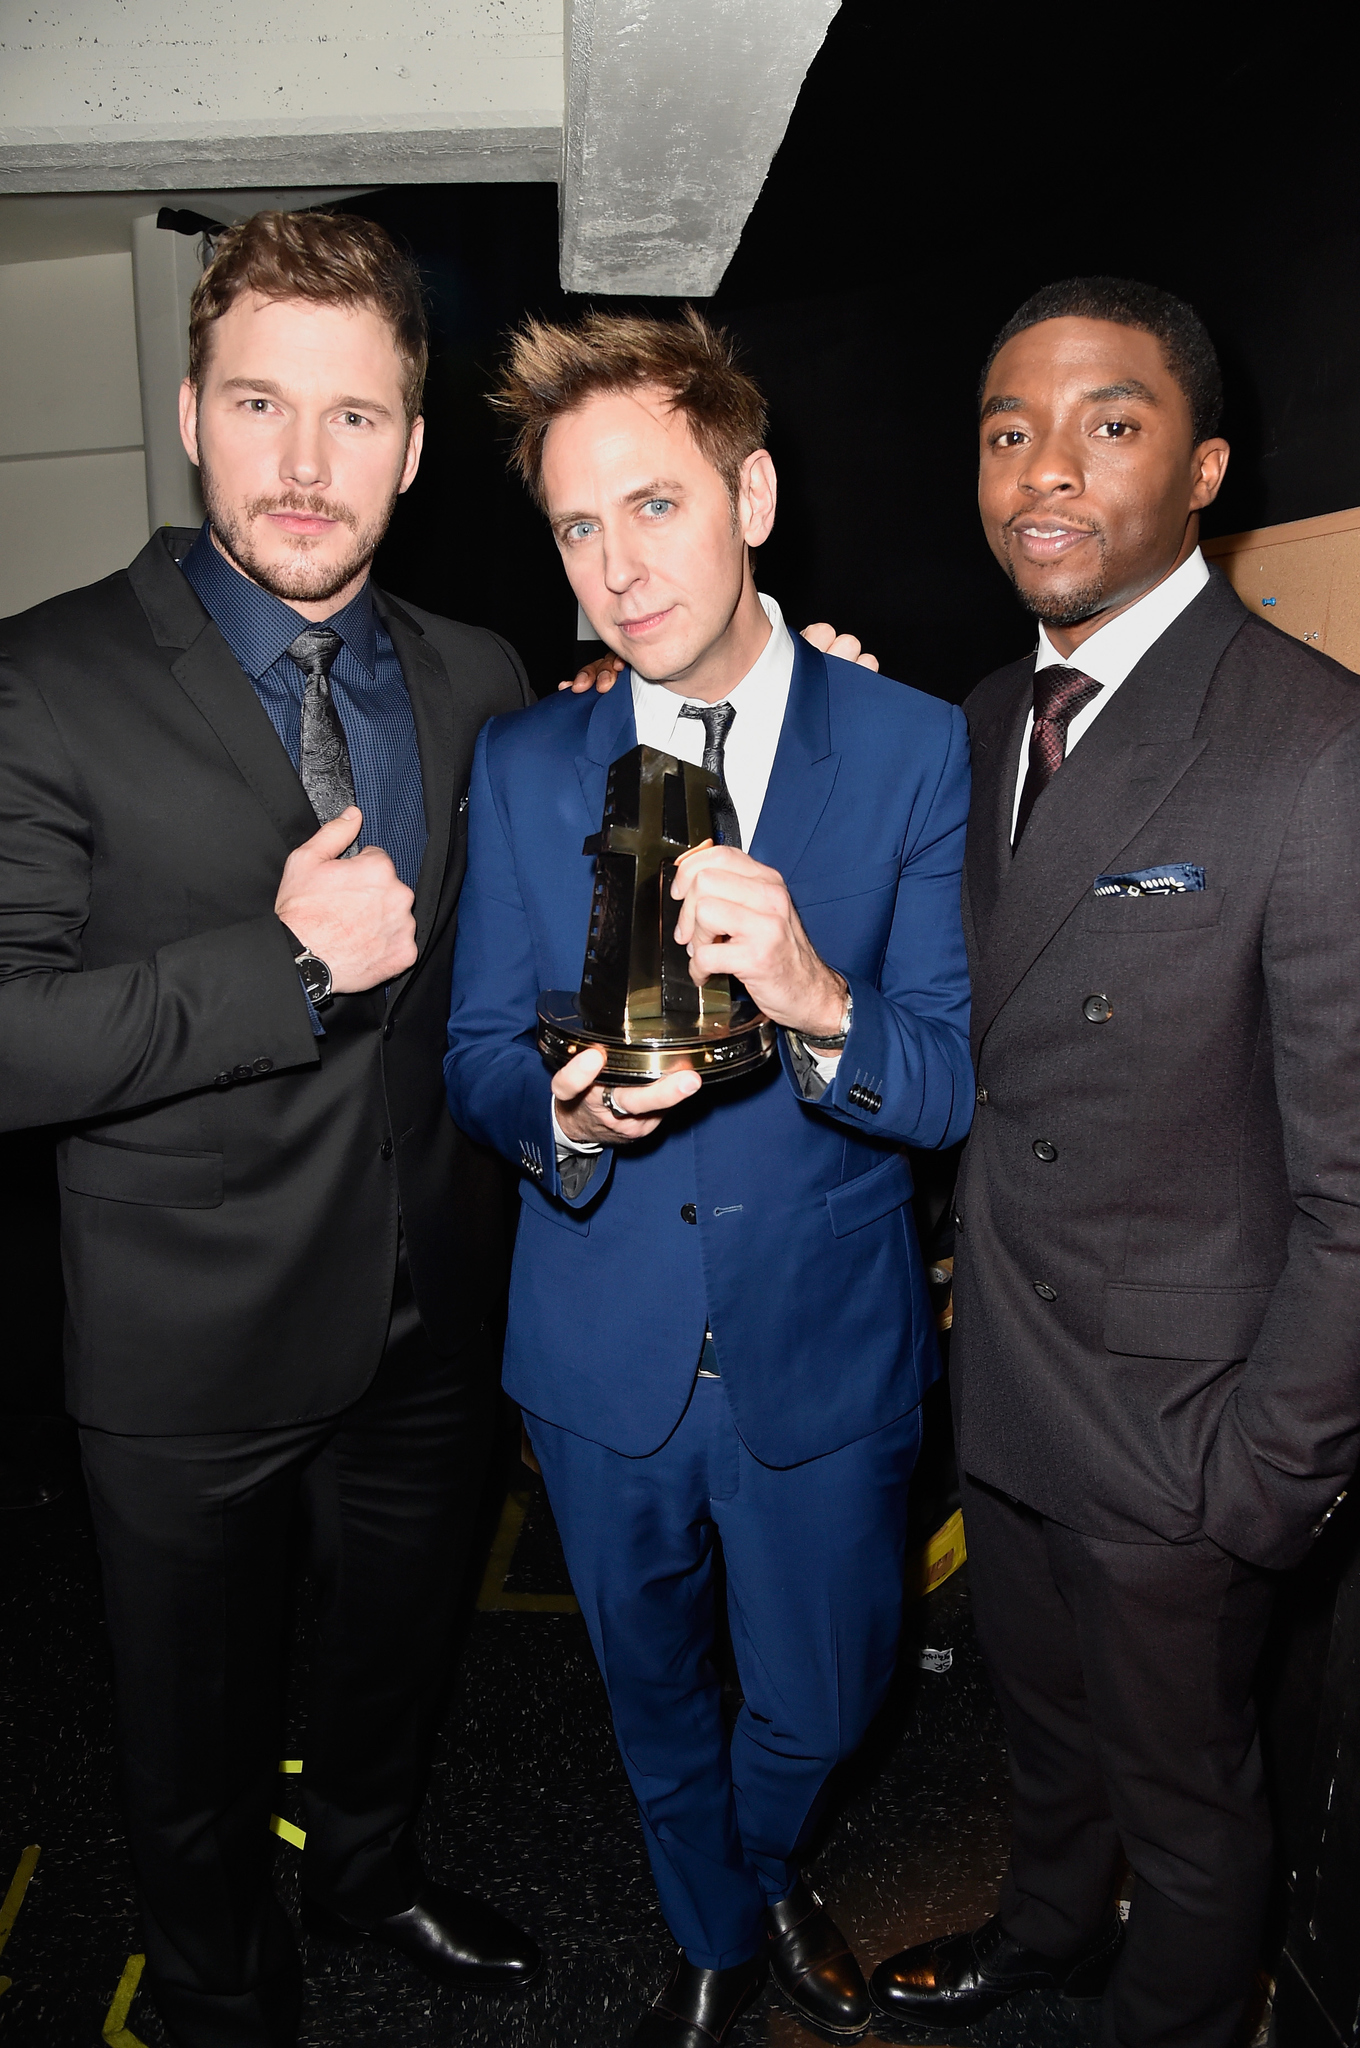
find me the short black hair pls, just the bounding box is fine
[980,276,1223,444]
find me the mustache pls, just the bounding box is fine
[244,491,359,534]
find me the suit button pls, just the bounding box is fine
[680,1203,697,1225]
[1032,1139,1058,1162]
[1033,1282,1058,1302]
[952,1211,963,1234]
[976,1085,989,1105]
[213,1071,232,1088]
[232,1063,253,1080]
[252,1057,273,1075]
[383,1019,395,1039]
[1083,994,1114,1023]
[380,1139,394,1160]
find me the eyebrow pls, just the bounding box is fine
[219,376,394,418]
[551,480,687,527]
[980,395,1023,420]
[1084,379,1158,405]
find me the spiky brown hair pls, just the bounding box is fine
[490,305,768,509]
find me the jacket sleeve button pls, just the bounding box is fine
[232,1064,253,1081]
[252,1057,274,1075]
[680,1203,697,1224]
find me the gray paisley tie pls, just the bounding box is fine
[288,626,358,853]
[677,700,741,850]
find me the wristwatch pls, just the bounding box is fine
[795,979,853,1051]
[280,922,333,1009]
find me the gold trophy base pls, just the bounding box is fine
[537,992,776,1086]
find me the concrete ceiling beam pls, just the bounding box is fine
[560,0,839,297]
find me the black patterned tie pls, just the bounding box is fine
[678,701,741,850]
[288,626,358,851]
[1013,664,1102,848]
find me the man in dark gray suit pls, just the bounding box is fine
[871,279,1360,2046]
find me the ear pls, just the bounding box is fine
[737,448,777,548]
[1190,437,1230,512]
[398,415,425,495]
[178,378,201,467]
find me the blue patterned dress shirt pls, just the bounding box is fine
[180,525,428,894]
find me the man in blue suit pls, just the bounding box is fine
[445,309,972,2047]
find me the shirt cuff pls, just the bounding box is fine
[299,974,326,1037]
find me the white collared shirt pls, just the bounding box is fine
[631,591,795,852]
[1011,547,1210,841]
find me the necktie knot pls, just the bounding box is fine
[286,625,344,686]
[678,700,740,849]
[1013,664,1102,849]
[1033,663,1101,732]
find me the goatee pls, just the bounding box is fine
[199,461,398,606]
[1010,569,1109,629]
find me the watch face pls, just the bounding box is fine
[299,954,332,1005]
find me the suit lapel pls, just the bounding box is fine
[748,638,839,877]
[576,674,639,832]
[970,571,1250,1050]
[964,662,1031,939]
[374,591,456,955]
[128,532,318,855]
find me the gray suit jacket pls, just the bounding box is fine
[952,569,1360,1569]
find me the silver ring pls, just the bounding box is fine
[600,1085,631,1119]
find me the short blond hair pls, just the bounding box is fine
[189,210,428,425]
[490,305,769,508]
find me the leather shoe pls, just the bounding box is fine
[767,1878,871,2035]
[302,1879,542,1992]
[870,1911,1122,2026]
[630,1950,767,2046]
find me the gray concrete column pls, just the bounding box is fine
[560,0,840,296]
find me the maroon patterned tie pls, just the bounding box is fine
[1013,664,1102,847]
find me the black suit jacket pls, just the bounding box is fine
[0,528,532,1433]
[952,569,1360,1569]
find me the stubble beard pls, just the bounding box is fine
[1003,524,1109,629]
[199,457,399,605]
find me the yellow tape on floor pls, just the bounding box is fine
[476,1489,579,1613]
[0,1842,39,1992]
[102,1952,149,2047]
[908,1508,966,1600]
[270,1814,306,1850]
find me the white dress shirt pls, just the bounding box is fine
[555,594,836,1171]
[631,591,795,850]
[1011,547,1210,842]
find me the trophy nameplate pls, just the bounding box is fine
[537,743,776,1085]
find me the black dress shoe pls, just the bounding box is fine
[302,1879,542,1992]
[0,1463,62,1510]
[630,1951,767,2046]
[767,1878,871,2036]
[870,1911,1122,2026]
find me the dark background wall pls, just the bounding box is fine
[347,8,1358,704]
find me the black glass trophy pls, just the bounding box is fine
[537,744,776,1084]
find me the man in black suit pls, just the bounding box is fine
[870,280,1360,2045]
[0,210,539,2045]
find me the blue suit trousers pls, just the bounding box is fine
[526,1372,922,1967]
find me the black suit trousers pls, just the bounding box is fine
[961,1473,1275,2048]
[80,1259,495,2048]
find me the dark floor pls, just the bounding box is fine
[0,1424,1109,2048]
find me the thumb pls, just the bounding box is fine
[552,1045,607,1100]
[304,806,363,860]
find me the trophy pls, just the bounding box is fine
[537,744,776,1084]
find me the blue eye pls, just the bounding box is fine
[643,498,672,516]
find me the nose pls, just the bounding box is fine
[601,533,644,596]
[280,415,330,492]
[1015,426,1081,498]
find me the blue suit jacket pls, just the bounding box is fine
[445,639,974,1465]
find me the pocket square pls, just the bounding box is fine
[1094,863,1205,898]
